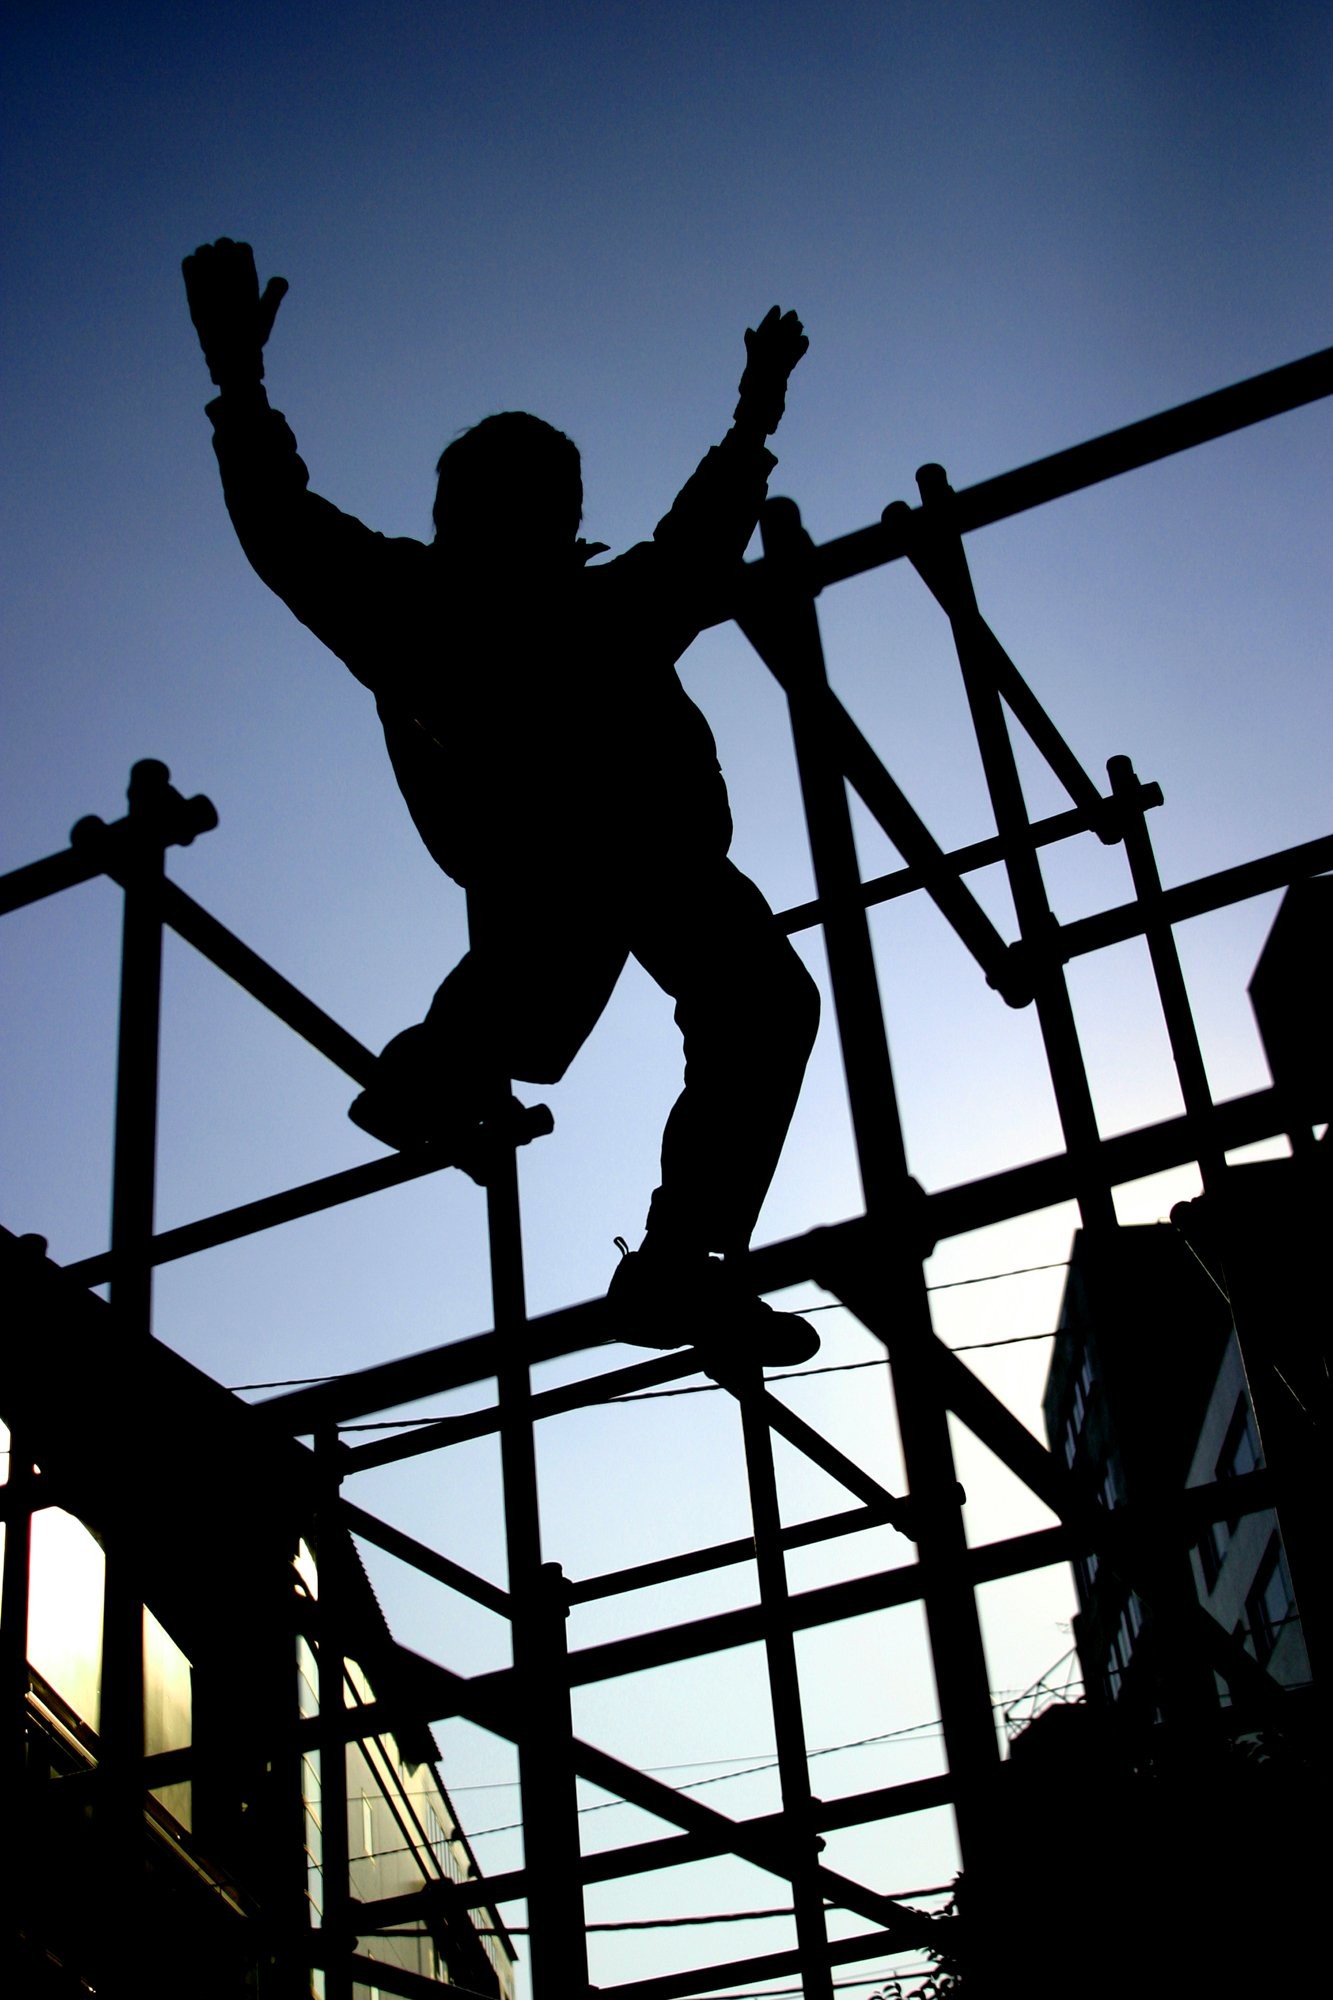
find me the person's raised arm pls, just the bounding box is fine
[648,306,808,628]
[182,239,417,685]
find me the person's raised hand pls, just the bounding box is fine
[182,237,288,389]
[735,306,808,436]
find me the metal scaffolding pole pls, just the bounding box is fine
[904,466,1118,1236]
[754,497,1002,1896]
[1105,753,1227,1190]
[99,759,175,1960]
[316,1427,355,2000]
[1,1416,34,1799]
[479,1026,591,2000]
[728,1356,833,1998]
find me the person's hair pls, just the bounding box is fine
[433,411,583,542]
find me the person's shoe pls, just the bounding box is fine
[704,1261,821,1368]
[604,1243,692,1350]
[607,1241,820,1367]
[348,1025,484,1151]
[348,1027,553,1181]
[347,1085,437,1149]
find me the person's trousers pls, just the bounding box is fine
[420,853,819,1254]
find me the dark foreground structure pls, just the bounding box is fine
[3,345,1330,1997]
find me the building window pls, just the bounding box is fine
[1197,1516,1230,1592]
[1062,1367,1092,1469]
[1245,1535,1296,1668]
[1196,1395,1262,1589]
[361,1792,376,1862]
[1217,1394,1262,1486]
[1101,1589,1145,1705]
[1105,1630,1123,1701]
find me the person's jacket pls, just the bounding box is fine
[207,388,776,885]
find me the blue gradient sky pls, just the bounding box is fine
[3,3,1330,1987]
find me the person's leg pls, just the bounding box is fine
[349,877,629,1146]
[630,856,820,1255]
[429,883,629,1085]
[607,854,821,1363]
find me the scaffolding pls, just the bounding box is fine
[3,344,1330,1998]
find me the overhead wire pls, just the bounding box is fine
[227,1257,1072,1393]
[327,1327,1059,1426]
[458,1696,1042,1840]
[444,1685,1041,1793]
[345,1712,965,1862]
[476,1890,954,1931]
[605,1327,1058,1405]
[663,1975,951,2000]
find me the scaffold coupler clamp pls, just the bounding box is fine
[70,758,219,863]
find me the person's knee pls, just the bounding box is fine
[710,932,818,1053]
[733,938,819,1085]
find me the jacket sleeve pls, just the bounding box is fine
[206,386,424,692]
[643,427,777,652]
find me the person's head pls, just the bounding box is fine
[432,411,583,556]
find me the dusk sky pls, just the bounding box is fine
[3,4,1329,1991]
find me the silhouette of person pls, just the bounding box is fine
[184,239,819,1360]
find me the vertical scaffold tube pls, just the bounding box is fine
[1107,754,1227,1187]
[753,501,1001,1903]
[908,468,1116,1234]
[479,1030,591,2000]
[729,1359,833,1999]
[315,1428,354,2000]
[101,758,171,1960]
[2,1417,34,1798]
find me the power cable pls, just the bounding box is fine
[478,1890,954,1931]
[668,1976,951,2000]
[228,1258,1072,1393]
[444,1688,1039,1793]
[607,1328,1057,1404]
[463,1718,957,1840]
[354,1715,953,1860]
[926,1257,1069,1291]
[327,1327,1061,1428]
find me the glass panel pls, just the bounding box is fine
[28,1508,105,1731]
[145,1603,193,1829]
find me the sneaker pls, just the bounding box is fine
[348,1028,552,1182]
[607,1241,820,1367]
[348,1069,487,1151]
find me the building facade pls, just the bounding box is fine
[1043,1219,1312,1722]
[3,1231,516,2000]
[1185,1329,1310,1697]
